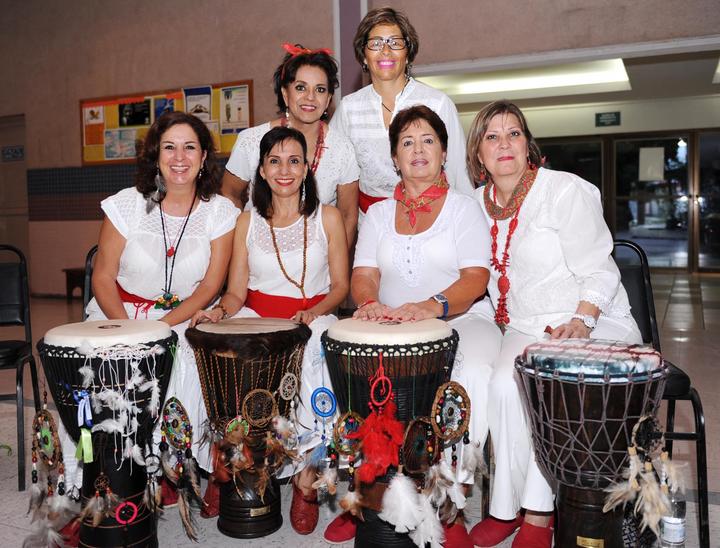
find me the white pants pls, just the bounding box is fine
[482,315,642,519]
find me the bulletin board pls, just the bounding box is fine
[80,80,253,165]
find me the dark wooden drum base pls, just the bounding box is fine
[355,507,416,548]
[79,444,157,548]
[557,485,623,548]
[217,473,282,539]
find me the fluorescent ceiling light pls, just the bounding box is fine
[417,59,631,104]
[713,58,720,84]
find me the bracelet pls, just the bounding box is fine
[357,299,377,310]
[212,303,229,320]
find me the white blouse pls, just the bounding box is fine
[354,192,490,310]
[246,205,330,298]
[225,122,359,209]
[475,167,633,334]
[96,187,239,300]
[330,78,473,198]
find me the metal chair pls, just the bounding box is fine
[82,245,98,320]
[614,239,709,548]
[0,244,41,491]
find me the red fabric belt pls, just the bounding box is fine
[358,190,387,214]
[246,289,326,318]
[116,282,156,319]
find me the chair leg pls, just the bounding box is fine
[689,388,709,548]
[28,355,41,412]
[16,359,26,491]
[664,398,676,457]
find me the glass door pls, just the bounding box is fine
[698,132,720,270]
[614,136,690,268]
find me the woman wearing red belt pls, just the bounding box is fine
[192,125,349,535]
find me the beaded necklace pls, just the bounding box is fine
[484,167,538,326]
[157,196,195,310]
[280,118,326,174]
[268,215,309,308]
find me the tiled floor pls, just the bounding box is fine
[1,274,718,547]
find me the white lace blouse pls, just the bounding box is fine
[95,187,239,300]
[354,192,490,310]
[225,122,359,209]
[475,167,633,334]
[330,78,474,198]
[246,205,330,298]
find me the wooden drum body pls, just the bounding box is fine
[515,339,667,548]
[322,318,459,548]
[185,318,311,539]
[37,319,176,548]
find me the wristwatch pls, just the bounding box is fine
[431,294,449,319]
[571,313,597,330]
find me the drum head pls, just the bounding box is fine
[326,318,452,346]
[195,317,299,335]
[43,319,171,348]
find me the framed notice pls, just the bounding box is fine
[80,80,253,165]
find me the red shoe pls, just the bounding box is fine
[511,516,553,548]
[324,511,357,544]
[160,477,178,508]
[290,481,319,534]
[470,515,523,547]
[443,521,473,548]
[201,477,220,518]
[59,518,80,547]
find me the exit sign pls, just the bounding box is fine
[595,112,621,127]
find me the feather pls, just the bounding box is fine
[160,448,179,484]
[95,390,129,411]
[22,520,64,548]
[26,483,45,518]
[339,489,364,520]
[183,457,203,503]
[125,367,145,391]
[46,493,77,524]
[78,364,95,388]
[409,496,444,548]
[211,443,231,484]
[603,450,643,512]
[144,478,163,515]
[348,400,404,484]
[91,394,103,414]
[140,379,161,417]
[635,460,670,536]
[461,441,488,478]
[422,460,466,524]
[659,451,687,495]
[255,466,270,502]
[91,418,124,435]
[307,442,327,469]
[78,494,101,526]
[76,342,95,358]
[272,416,294,439]
[311,467,338,496]
[131,443,145,466]
[177,490,199,542]
[379,473,422,533]
[229,442,254,476]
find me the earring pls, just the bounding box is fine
[405,63,413,76]
[154,167,166,194]
[478,163,488,184]
[527,156,537,171]
[285,108,290,126]
[362,62,369,73]
[198,167,204,180]
[393,164,401,176]
[300,178,306,206]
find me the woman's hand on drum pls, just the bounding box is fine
[385,301,438,322]
[353,301,391,321]
[190,307,224,327]
[292,309,318,325]
[550,320,592,340]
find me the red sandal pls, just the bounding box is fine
[443,520,473,548]
[290,481,319,534]
[469,514,523,547]
[324,511,357,544]
[511,516,553,548]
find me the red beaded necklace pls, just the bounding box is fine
[484,168,538,326]
[280,118,326,174]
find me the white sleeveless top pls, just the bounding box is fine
[246,205,330,298]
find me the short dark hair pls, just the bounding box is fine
[135,111,221,201]
[466,100,543,185]
[353,7,419,68]
[252,126,319,219]
[388,105,448,158]
[273,46,339,120]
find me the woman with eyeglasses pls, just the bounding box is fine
[222,44,359,248]
[330,7,473,217]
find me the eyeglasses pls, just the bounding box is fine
[365,36,407,51]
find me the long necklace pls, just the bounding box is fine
[393,171,449,227]
[281,118,326,174]
[268,215,309,308]
[485,168,538,326]
[156,196,195,310]
[380,76,410,115]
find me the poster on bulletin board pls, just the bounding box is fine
[80,80,253,165]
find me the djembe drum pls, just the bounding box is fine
[37,320,176,548]
[322,318,459,548]
[185,318,311,539]
[515,339,667,548]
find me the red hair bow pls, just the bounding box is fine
[281,42,333,57]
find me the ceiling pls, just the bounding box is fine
[416,50,720,114]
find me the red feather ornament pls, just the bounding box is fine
[348,399,404,484]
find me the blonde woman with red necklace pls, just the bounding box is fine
[193,126,349,535]
[323,105,494,548]
[466,100,641,548]
[222,43,359,248]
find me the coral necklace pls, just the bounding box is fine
[484,167,538,326]
[393,171,449,227]
[281,118,326,174]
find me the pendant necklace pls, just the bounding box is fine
[156,195,195,310]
